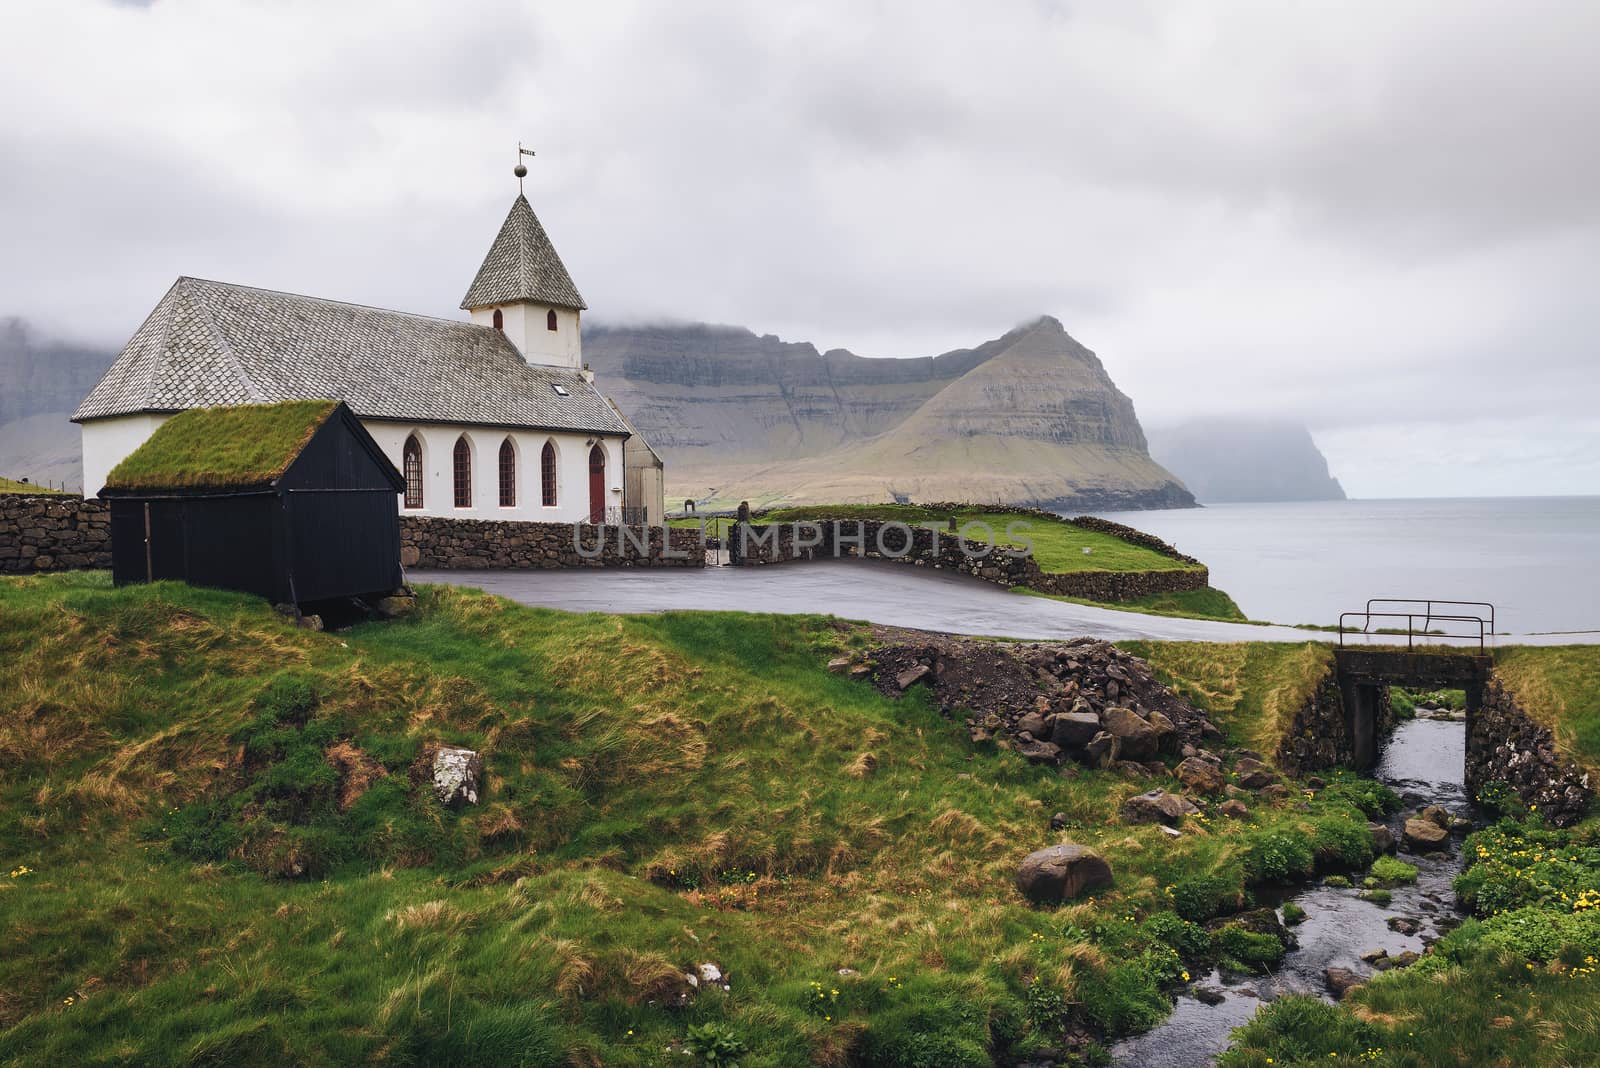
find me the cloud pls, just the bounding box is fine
[1,0,1596,496]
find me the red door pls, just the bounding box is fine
[588,445,606,524]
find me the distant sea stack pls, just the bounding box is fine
[1146,420,1346,503]
[585,316,1195,512]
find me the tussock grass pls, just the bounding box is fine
[1,573,1393,1065]
[1118,640,1333,753]
[1494,646,1600,770]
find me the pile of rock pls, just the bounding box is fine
[858,634,1222,774]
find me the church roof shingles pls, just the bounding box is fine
[73,276,628,437]
[459,193,587,311]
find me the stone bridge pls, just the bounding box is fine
[1333,648,1492,767]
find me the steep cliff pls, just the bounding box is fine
[1146,420,1345,503]
[585,316,1194,512]
[0,318,111,491]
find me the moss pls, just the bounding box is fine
[103,399,339,492]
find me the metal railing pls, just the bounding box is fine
[1338,599,1495,650]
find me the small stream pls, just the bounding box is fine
[1110,716,1472,1067]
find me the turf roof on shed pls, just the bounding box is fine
[103,400,340,493]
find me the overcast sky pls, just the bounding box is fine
[3,0,1597,498]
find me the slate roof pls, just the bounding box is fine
[74,277,628,437]
[459,194,587,311]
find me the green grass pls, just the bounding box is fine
[1222,813,1600,1067]
[0,477,68,495]
[0,572,1393,1066]
[1116,641,1335,755]
[1021,585,1249,624]
[752,503,1201,574]
[1494,646,1600,770]
[104,399,338,492]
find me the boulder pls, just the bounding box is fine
[1049,812,1068,831]
[1324,967,1365,1000]
[1084,731,1121,769]
[1175,756,1226,794]
[1234,757,1278,790]
[827,656,853,673]
[1259,783,1291,801]
[432,746,482,806]
[1359,948,1388,964]
[1121,789,1200,826]
[1101,706,1160,760]
[1402,818,1450,852]
[1017,739,1062,765]
[1369,823,1397,854]
[1419,805,1451,829]
[895,664,932,690]
[1016,843,1114,905]
[1218,799,1250,819]
[1050,712,1103,749]
[1145,708,1177,746]
[1016,711,1050,738]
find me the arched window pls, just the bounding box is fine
[452,436,472,508]
[546,308,558,332]
[402,434,424,509]
[492,308,504,331]
[540,440,557,506]
[498,438,516,507]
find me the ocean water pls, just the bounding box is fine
[1090,496,1600,636]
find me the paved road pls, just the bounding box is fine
[413,559,1597,646]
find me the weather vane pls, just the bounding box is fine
[514,142,535,191]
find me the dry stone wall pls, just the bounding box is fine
[399,515,705,570]
[0,495,110,573]
[1467,675,1593,827]
[728,518,1207,601]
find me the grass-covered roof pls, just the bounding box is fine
[104,400,340,493]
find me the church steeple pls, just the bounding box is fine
[462,193,586,369]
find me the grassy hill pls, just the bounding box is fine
[1,573,1407,1066]
[0,476,69,495]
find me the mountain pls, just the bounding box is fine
[0,318,114,491]
[584,316,1195,512]
[1145,419,1346,503]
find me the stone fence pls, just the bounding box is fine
[0,495,111,574]
[1467,675,1593,827]
[399,515,705,570]
[726,519,1207,601]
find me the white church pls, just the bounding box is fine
[75,184,664,525]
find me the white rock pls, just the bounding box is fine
[432,747,482,806]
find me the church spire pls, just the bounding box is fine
[460,193,587,312]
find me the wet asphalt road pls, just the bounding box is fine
[411,558,1597,646]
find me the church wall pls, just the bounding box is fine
[80,413,169,498]
[468,303,582,369]
[363,420,623,524]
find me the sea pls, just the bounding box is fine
[1089,496,1600,637]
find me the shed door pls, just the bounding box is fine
[588,445,606,524]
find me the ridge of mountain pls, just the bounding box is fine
[584,316,1196,512]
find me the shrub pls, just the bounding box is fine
[1215,925,1286,970]
[1171,871,1244,922]
[1310,816,1374,870]
[1242,831,1315,883]
[1455,821,1600,916]
[1144,911,1213,959]
[1077,961,1168,1037]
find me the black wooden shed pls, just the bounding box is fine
[101,400,406,605]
